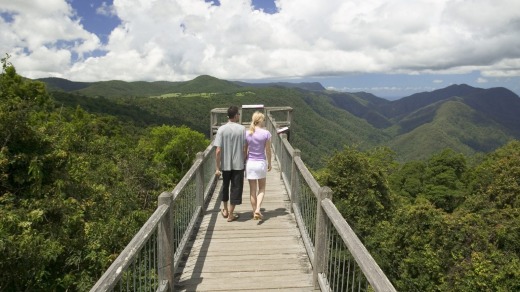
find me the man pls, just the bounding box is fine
[214,106,246,222]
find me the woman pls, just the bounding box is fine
[245,111,272,220]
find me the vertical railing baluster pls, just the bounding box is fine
[341,242,346,292]
[132,254,139,290]
[148,238,151,291]
[139,251,142,291]
[351,259,356,292]
[335,230,341,291]
[327,220,333,289]
[326,219,334,287]
[358,266,362,292]
[152,233,155,290]
[348,256,352,291]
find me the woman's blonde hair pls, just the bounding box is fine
[248,111,265,134]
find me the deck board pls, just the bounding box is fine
[175,163,316,291]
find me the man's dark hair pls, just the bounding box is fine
[227,106,239,119]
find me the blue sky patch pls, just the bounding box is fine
[67,0,121,44]
[205,0,278,14]
[0,11,16,23]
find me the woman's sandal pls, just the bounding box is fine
[227,213,239,222]
[253,212,263,220]
[221,209,228,218]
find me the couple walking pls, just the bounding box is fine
[214,106,272,222]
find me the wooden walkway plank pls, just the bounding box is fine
[175,163,316,291]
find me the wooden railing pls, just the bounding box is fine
[265,110,396,292]
[90,145,218,291]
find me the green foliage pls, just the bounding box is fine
[0,60,208,290]
[318,139,520,291]
[372,143,520,291]
[466,140,520,210]
[391,149,468,212]
[139,125,209,183]
[371,198,446,291]
[317,146,395,237]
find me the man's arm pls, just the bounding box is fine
[215,146,222,176]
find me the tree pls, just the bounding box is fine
[422,149,467,212]
[389,160,426,199]
[467,141,520,210]
[1,54,68,290]
[317,146,395,237]
[390,149,468,212]
[139,125,209,183]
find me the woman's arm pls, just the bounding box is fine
[244,143,249,166]
[265,139,272,171]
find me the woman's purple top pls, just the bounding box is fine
[246,128,271,161]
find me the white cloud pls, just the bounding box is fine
[477,77,488,83]
[2,0,520,82]
[0,0,100,75]
[96,2,116,17]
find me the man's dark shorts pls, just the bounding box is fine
[221,169,244,205]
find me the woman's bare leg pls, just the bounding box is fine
[248,179,257,215]
[255,178,266,217]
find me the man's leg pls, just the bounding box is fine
[229,169,244,205]
[221,171,232,217]
[228,170,244,221]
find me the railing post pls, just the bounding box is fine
[272,117,278,156]
[289,149,301,213]
[266,113,273,133]
[196,152,204,214]
[279,133,286,180]
[313,187,333,289]
[158,191,174,291]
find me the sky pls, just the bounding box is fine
[1,0,520,98]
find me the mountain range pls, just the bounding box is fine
[38,75,520,166]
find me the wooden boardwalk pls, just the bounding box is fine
[175,162,316,291]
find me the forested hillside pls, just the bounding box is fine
[40,75,520,167]
[49,83,389,168]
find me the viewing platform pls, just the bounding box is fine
[91,106,395,292]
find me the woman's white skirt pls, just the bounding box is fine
[246,160,267,179]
